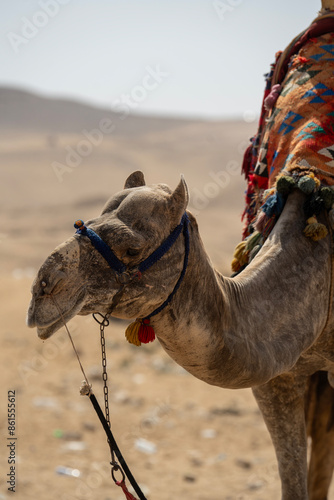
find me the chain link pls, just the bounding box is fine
[100,319,111,429]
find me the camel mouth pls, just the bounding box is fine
[35,290,87,340]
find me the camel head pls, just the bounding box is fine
[27,171,189,340]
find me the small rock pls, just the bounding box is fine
[210,406,241,417]
[183,474,196,483]
[235,458,252,469]
[82,422,96,432]
[247,479,264,490]
[201,428,217,439]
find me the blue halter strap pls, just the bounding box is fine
[74,213,190,320]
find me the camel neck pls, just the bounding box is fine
[154,193,331,389]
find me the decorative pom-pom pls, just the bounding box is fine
[264,84,281,111]
[298,175,316,195]
[262,188,275,203]
[74,219,85,230]
[304,194,324,218]
[138,319,156,344]
[231,240,250,272]
[320,187,334,210]
[125,320,141,346]
[231,258,241,273]
[245,231,262,252]
[303,216,328,241]
[233,241,249,266]
[261,192,285,217]
[276,175,296,196]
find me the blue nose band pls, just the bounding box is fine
[74,210,189,297]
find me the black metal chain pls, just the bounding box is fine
[93,313,116,465]
[100,316,111,428]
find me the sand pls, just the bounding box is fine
[1,93,333,499]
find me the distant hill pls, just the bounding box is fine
[0,86,197,136]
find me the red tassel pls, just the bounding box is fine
[116,480,138,500]
[138,318,156,344]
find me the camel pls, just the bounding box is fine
[27,5,334,500]
[27,170,334,499]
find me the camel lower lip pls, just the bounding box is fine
[36,290,86,339]
[37,320,65,339]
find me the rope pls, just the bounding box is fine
[138,213,188,273]
[74,220,126,275]
[146,214,189,320]
[49,294,147,500]
[50,294,91,390]
[88,393,147,500]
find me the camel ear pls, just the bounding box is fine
[124,171,146,189]
[168,175,189,223]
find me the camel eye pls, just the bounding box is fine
[127,248,140,257]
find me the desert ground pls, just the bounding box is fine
[1,89,333,500]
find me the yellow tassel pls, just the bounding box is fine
[303,216,328,241]
[233,241,247,260]
[231,257,241,273]
[125,320,142,346]
[231,240,250,272]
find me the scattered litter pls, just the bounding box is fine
[55,466,81,477]
[183,474,196,483]
[33,397,58,409]
[201,428,217,439]
[61,441,87,452]
[53,429,63,439]
[210,406,242,417]
[134,438,157,455]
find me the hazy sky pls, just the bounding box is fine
[1,0,322,119]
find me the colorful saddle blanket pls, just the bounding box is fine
[242,14,334,238]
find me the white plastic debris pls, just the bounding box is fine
[134,438,157,455]
[55,466,81,477]
[201,428,217,439]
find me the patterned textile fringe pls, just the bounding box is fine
[231,170,334,274]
